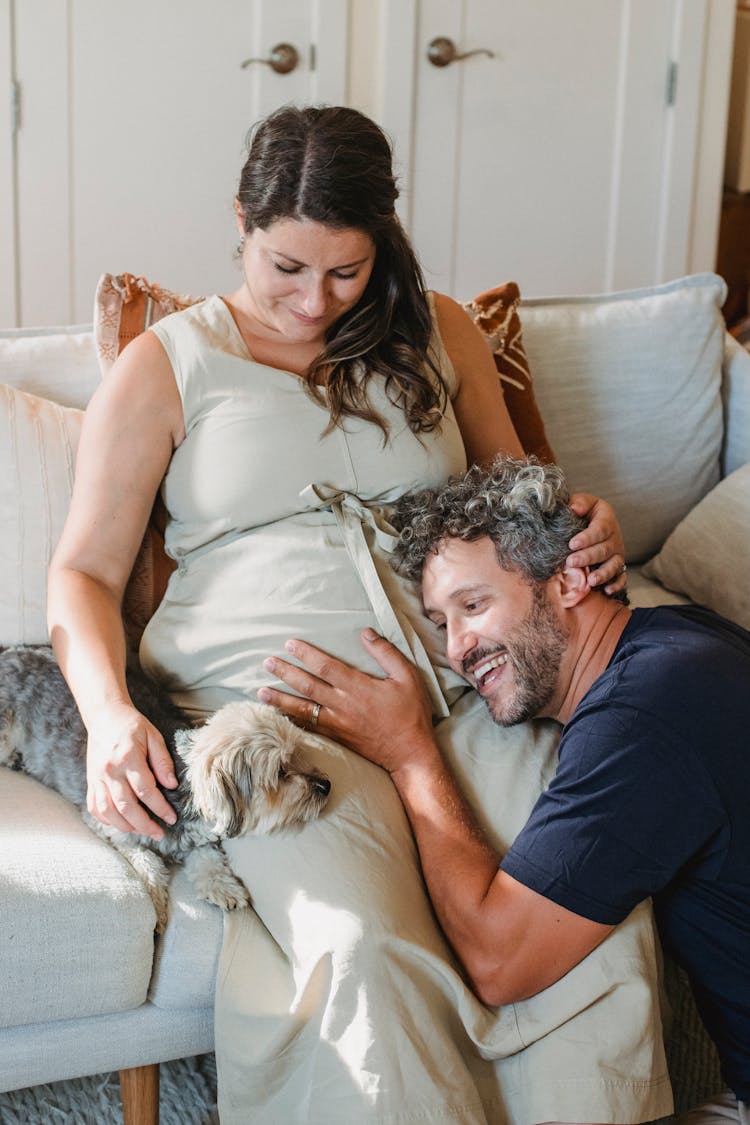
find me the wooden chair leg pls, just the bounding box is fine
[119,1062,159,1125]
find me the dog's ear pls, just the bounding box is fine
[191,760,253,838]
[214,765,247,837]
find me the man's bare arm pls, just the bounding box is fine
[260,631,612,1004]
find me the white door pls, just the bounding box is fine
[9,0,348,326]
[383,0,730,299]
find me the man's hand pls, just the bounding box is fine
[259,628,438,776]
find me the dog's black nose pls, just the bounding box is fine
[316,777,331,797]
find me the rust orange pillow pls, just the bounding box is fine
[94,272,201,375]
[463,282,556,464]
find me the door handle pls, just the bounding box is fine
[240,42,299,75]
[427,36,494,68]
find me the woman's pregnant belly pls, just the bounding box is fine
[139,511,442,720]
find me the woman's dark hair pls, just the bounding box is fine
[236,104,447,437]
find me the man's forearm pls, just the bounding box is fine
[390,738,506,989]
[390,735,614,1006]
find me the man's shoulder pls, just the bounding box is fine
[565,602,750,761]
[609,604,750,689]
[624,603,750,648]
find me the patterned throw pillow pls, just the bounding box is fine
[463,282,556,464]
[94,272,201,375]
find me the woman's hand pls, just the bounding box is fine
[85,702,178,840]
[259,630,439,777]
[566,493,628,596]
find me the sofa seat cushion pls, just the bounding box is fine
[148,866,223,1010]
[0,771,156,1027]
[520,273,727,563]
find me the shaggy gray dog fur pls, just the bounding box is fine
[0,646,331,931]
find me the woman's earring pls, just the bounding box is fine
[236,235,246,255]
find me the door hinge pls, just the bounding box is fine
[10,78,21,136]
[666,60,678,107]
[310,43,317,71]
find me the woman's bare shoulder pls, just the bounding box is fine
[88,329,185,447]
[430,290,474,328]
[429,291,487,361]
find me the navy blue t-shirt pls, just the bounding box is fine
[501,605,750,1100]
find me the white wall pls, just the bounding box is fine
[1,0,736,328]
[348,0,383,121]
[689,0,736,273]
[0,0,17,325]
[346,0,735,280]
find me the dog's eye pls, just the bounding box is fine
[278,766,288,782]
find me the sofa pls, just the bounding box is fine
[1,271,748,1124]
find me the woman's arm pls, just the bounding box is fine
[433,292,627,593]
[432,292,524,464]
[47,331,185,840]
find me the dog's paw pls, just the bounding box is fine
[183,843,252,912]
[202,876,252,912]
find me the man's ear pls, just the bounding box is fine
[550,565,592,608]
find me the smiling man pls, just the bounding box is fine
[430,535,573,726]
[261,456,750,1125]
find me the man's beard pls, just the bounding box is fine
[478,586,568,727]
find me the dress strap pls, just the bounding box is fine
[300,483,451,720]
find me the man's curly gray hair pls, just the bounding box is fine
[392,456,587,583]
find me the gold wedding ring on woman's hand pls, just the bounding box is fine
[310,702,321,728]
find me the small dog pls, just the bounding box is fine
[0,646,331,932]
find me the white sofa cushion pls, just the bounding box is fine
[0,324,99,410]
[641,463,750,631]
[722,333,750,477]
[521,273,727,563]
[625,567,691,610]
[0,324,99,646]
[0,771,155,1026]
[0,385,83,644]
[148,866,222,1010]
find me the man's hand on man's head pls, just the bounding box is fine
[259,630,439,776]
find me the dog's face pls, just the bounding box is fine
[175,702,330,837]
